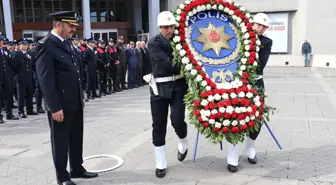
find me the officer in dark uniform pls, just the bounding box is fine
[13,39,39,118]
[106,38,119,93]
[115,36,127,90]
[96,40,109,96]
[146,11,188,178]
[35,11,98,185]
[83,38,99,99]
[226,13,273,173]
[0,34,19,123]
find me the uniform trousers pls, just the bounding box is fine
[108,64,118,91]
[36,85,43,109]
[0,75,14,117]
[119,62,127,88]
[98,69,108,94]
[17,83,34,113]
[248,78,265,140]
[47,110,85,183]
[86,69,97,95]
[150,84,188,147]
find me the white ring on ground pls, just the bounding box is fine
[83,155,124,173]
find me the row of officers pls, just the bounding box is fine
[0,34,151,124]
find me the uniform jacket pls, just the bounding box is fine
[147,34,188,99]
[96,47,108,71]
[83,47,97,72]
[125,48,137,69]
[0,47,15,83]
[135,47,143,69]
[115,43,127,63]
[71,45,84,76]
[257,35,272,76]
[141,47,151,75]
[13,50,34,86]
[35,33,84,113]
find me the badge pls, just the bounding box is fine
[171,0,275,145]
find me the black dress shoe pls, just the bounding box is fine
[177,149,188,161]
[7,114,19,120]
[70,171,98,179]
[38,108,46,113]
[19,113,27,118]
[248,156,257,164]
[227,164,238,173]
[27,111,39,115]
[155,168,166,178]
[0,118,4,124]
[58,180,76,185]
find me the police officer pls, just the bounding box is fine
[146,11,188,178]
[0,34,19,123]
[226,13,273,173]
[106,38,119,93]
[13,39,39,118]
[32,37,45,113]
[35,11,98,185]
[115,36,127,90]
[83,38,99,99]
[96,40,109,96]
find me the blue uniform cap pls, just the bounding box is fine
[86,38,96,43]
[17,38,29,45]
[72,34,79,40]
[50,11,81,26]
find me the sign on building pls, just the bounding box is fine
[263,13,289,53]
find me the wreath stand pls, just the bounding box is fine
[192,121,282,162]
[83,155,124,173]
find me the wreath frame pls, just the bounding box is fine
[170,0,275,145]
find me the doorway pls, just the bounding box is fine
[91,29,118,42]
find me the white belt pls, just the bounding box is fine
[256,75,263,80]
[155,75,183,83]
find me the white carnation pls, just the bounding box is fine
[241,107,247,112]
[250,115,255,120]
[218,5,224,10]
[206,4,212,10]
[236,17,242,24]
[244,40,250,45]
[238,70,243,76]
[173,36,181,43]
[193,9,197,15]
[215,122,222,128]
[240,65,246,71]
[241,58,247,63]
[211,109,218,115]
[247,107,252,112]
[226,106,234,114]
[205,86,211,91]
[256,46,260,52]
[201,99,208,106]
[256,101,261,107]
[179,49,186,56]
[255,111,260,117]
[246,92,253,98]
[238,81,243,87]
[185,0,191,4]
[239,120,246,125]
[223,120,230,126]
[176,44,182,50]
[241,27,247,33]
[256,40,261,46]
[238,92,245,98]
[219,107,226,113]
[181,57,189,64]
[244,45,250,51]
[214,94,221,101]
[209,119,215,124]
[185,63,192,70]
[246,13,251,18]
[200,109,206,116]
[253,61,258,66]
[256,53,259,59]
[244,52,250,57]
[195,75,203,82]
[229,10,234,15]
[230,93,237,98]
[207,95,214,102]
[175,16,181,21]
[201,80,207,87]
[224,7,230,13]
[174,29,179,34]
[245,116,250,122]
[222,93,229,99]
[231,120,238,126]
[235,107,242,113]
[179,4,185,9]
[212,5,217,9]
[197,6,202,12]
[244,33,250,39]
[205,110,211,117]
[240,7,246,11]
[201,5,206,11]
[190,69,197,76]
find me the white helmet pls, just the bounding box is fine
[252,13,269,27]
[157,11,177,27]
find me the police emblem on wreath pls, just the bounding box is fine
[171,0,274,145]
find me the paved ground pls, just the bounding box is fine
[1,66,336,185]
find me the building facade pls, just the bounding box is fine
[168,0,336,67]
[0,0,170,43]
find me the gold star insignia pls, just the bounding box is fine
[195,22,235,56]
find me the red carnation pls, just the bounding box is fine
[242,86,248,92]
[213,89,220,95]
[194,109,200,116]
[222,127,229,133]
[240,125,248,131]
[249,88,255,94]
[224,99,231,107]
[242,79,248,84]
[200,73,206,79]
[229,5,236,10]
[213,127,220,133]
[243,19,249,24]
[180,35,185,42]
[209,114,216,120]
[181,12,187,18]
[250,38,256,44]
[208,102,216,109]
[250,52,256,59]
[204,105,209,110]
[228,89,235,94]
[246,23,253,31]
[248,121,255,128]
[200,92,208,98]
[248,57,255,64]
[242,72,249,79]
[249,32,256,38]
[231,111,238,119]
[203,122,209,128]
[206,90,213,96]
[232,98,239,105]
[249,44,255,51]
[216,112,223,118]
[198,116,203,122]
[238,114,246,120]
[232,127,239,133]
[218,101,225,108]
[239,14,246,20]
[194,99,200,107]
[234,10,241,16]
[210,82,217,89]
[224,113,231,119]
[191,60,197,65]
[205,78,212,84]
[219,89,226,95]
[224,2,231,7]
[195,65,202,71]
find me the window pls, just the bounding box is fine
[115,1,126,21]
[99,1,107,22]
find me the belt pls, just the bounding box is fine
[155,75,183,83]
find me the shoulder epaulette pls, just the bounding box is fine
[38,36,49,44]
